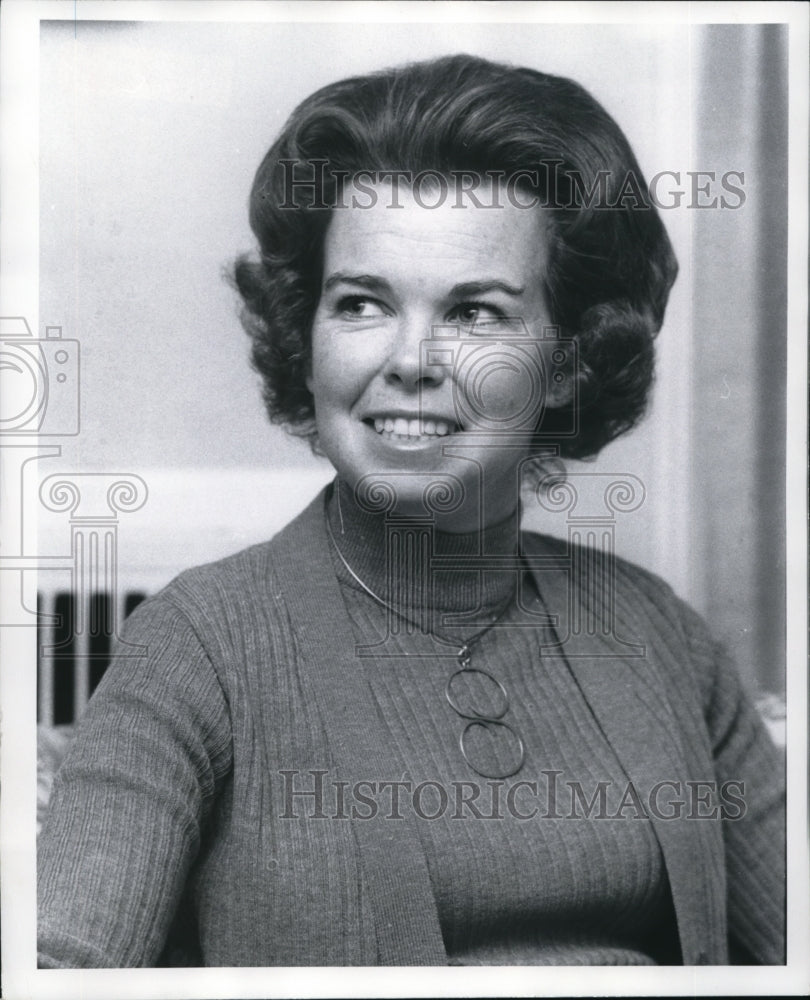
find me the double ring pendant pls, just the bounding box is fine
[444,642,526,779]
[324,496,526,780]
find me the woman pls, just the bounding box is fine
[38,54,785,967]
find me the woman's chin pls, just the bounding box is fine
[340,467,471,513]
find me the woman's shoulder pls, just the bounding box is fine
[167,537,279,597]
[520,528,685,612]
[519,528,719,698]
[153,489,326,618]
[132,539,287,646]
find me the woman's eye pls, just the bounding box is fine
[448,302,503,328]
[336,296,387,319]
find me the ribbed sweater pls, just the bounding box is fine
[37,482,785,967]
[326,481,677,964]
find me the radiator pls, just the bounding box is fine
[37,589,147,726]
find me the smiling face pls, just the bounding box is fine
[308,181,565,531]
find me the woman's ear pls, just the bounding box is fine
[543,340,576,409]
[545,373,574,409]
[305,372,314,394]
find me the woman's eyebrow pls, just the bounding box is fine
[449,280,526,298]
[322,272,391,294]
[322,274,527,299]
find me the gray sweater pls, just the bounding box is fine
[38,486,785,966]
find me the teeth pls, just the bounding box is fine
[369,417,456,439]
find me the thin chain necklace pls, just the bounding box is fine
[324,498,526,779]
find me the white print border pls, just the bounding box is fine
[1,3,806,1000]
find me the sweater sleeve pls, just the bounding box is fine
[37,593,233,968]
[677,597,786,964]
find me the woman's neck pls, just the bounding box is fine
[326,478,521,635]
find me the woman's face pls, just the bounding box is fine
[308,181,566,531]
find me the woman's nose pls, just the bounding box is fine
[383,316,447,389]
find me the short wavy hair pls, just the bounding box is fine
[231,54,678,460]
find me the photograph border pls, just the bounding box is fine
[1,1,807,997]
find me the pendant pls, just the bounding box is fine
[445,648,525,779]
[458,721,525,779]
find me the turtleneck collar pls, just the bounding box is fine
[325,477,521,640]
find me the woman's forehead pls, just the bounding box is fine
[321,180,549,288]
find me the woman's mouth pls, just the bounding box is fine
[365,416,459,441]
